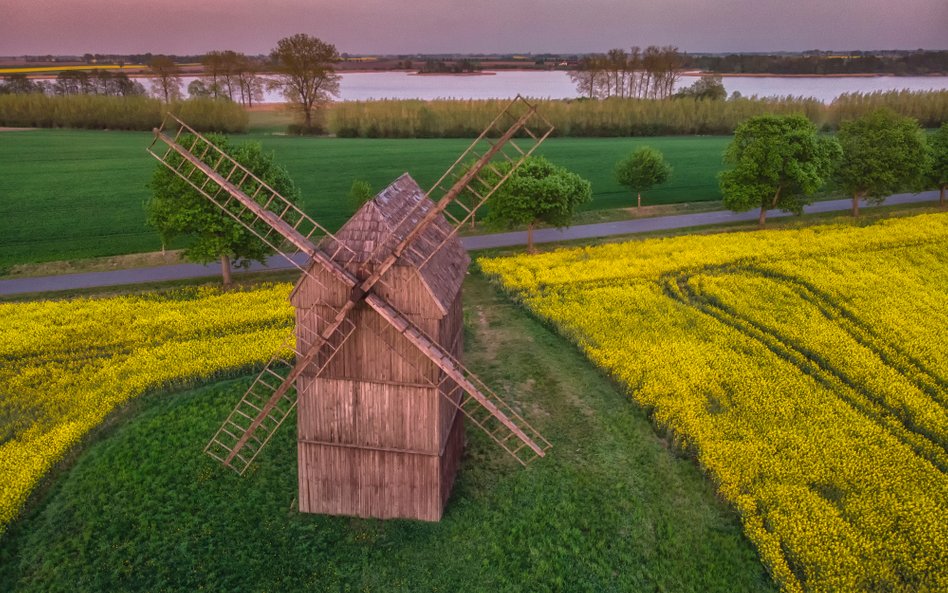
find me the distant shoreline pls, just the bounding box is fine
[681,70,948,79]
[409,71,497,77]
[8,65,948,79]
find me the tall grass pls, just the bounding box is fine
[0,95,248,133]
[171,99,248,133]
[829,90,948,128]
[328,90,948,138]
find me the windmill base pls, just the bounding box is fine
[297,412,465,521]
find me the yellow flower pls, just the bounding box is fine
[480,212,948,593]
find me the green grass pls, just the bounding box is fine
[0,275,775,593]
[0,128,728,271]
[247,108,299,134]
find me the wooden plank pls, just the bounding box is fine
[298,442,443,521]
[365,293,547,460]
[298,378,439,452]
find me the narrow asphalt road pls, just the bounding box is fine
[0,191,939,296]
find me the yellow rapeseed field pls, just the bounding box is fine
[480,213,948,593]
[0,284,294,535]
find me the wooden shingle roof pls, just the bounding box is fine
[321,173,469,313]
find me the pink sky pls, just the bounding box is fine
[1,0,946,55]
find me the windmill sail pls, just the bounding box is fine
[147,115,357,290]
[205,311,357,474]
[363,95,554,274]
[365,294,551,464]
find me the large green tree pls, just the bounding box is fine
[719,114,840,227]
[146,134,300,285]
[483,156,592,252]
[836,109,932,216]
[614,146,672,209]
[270,34,341,129]
[928,122,948,207]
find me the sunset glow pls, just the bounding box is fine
[1,0,945,55]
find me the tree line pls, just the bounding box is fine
[568,46,684,99]
[1,34,341,129]
[719,110,946,224]
[146,109,948,282]
[684,50,948,76]
[613,110,947,227]
[130,53,269,107]
[144,35,339,129]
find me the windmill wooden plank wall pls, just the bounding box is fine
[291,174,468,520]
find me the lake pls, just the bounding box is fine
[172,71,948,104]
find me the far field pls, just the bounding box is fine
[0,129,728,271]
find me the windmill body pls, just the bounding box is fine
[147,97,553,523]
[292,174,468,520]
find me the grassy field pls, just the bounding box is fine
[0,275,775,592]
[0,128,728,272]
[481,213,948,592]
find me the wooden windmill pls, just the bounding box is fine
[147,97,553,521]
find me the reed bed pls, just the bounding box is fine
[0,95,248,133]
[327,90,948,138]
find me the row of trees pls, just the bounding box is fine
[1,69,151,99]
[719,110,947,226]
[50,70,146,97]
[600,111,948,225]
[3,33,342,131]
[0,74,47,95]
[153,35,342,129]
[148,149,593,280]
[195,50,266,106]
[568,46,684,100]
[146,35,340,129]
[146,112,948,284]
[685,51,948,76]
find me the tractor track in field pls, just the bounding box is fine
[733,264,948,407]
[660,265,948,475]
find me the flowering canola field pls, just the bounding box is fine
[480,213,948,593]
[0,284,294,535]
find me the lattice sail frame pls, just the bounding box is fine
[362,295,551,465]
[146,98,554,473]
[147,114,359,293]
[204,310,358,474]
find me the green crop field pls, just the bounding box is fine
[0,129,728,271]
[0,276,774,592]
